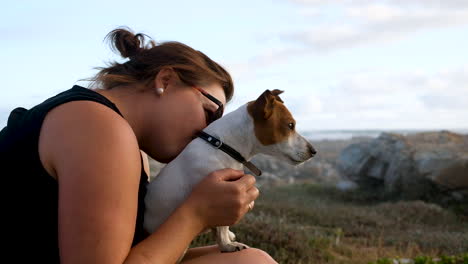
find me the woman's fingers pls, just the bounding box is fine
[248,201,255,211]
[236,174,259,213]
[187,169,260,228]
[233,173,258,203]
[247,185,260,202]
[213,168,245,182]
[236,173,256,190]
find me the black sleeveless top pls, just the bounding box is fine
[0,85,149,263]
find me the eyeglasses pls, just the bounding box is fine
[193,86,224,125]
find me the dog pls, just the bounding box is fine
[144,89,316,255]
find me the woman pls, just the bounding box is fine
[1,27,277,263]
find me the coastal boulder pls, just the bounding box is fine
[337,131,468,199]
[250,154,343,186]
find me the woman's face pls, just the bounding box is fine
[144,82,227,163]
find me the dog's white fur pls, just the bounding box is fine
[144,93,314,254]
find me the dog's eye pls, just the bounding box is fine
[288,123,295,130]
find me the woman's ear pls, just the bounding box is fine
[153,67,176,91]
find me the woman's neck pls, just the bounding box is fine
[92,85,147,145]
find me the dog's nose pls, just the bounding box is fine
[308,144,317,156]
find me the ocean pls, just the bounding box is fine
[302,129,468,141]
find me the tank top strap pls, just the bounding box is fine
[43,85,124,117]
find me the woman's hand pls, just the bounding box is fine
[184,169,259,229]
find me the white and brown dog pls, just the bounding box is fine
[144,89,316,254]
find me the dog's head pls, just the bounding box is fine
[247,89,316,165]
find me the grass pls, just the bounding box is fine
[369,253,468,264]
[190,183,468,264]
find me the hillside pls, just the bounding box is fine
[191,184,468,264]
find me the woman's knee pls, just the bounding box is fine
[239,248,277,263]
[181,247,277,264]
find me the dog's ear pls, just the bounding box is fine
[271,89,284,103]
[252,90,276,120]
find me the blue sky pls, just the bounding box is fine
[1,0,468,131]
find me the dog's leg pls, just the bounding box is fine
[215,226,249,252]
[228,230,236,241]
[210,227,237,246]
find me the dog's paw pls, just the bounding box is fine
[219,242,250,253]
[228,230,236,241]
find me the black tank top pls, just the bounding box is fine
[0,85,149,263]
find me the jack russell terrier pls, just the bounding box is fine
[144,89,316,254]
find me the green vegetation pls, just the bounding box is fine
[369,253,468,264]
[190,184,468,264]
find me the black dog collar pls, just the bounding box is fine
[196,131,262,176]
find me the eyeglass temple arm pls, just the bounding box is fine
[192,86,223,107]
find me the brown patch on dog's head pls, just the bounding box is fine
[247,89,296,145]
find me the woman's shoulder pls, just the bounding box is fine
[43,99,128,130]
[38,100,139,180]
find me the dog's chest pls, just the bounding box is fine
[157,140,246,185]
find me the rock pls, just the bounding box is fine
[335,180,358,191]
[397,259,413,264]
[250,154,344,186]
[337,131,468,199]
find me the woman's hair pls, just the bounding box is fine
[88,27,234,102]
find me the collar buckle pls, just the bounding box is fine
[207,136,223,149]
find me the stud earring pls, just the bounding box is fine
[156,87,164,95]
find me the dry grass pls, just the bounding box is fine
[190,184,468,264]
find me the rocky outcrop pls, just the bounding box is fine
[249,154,343,186]
[337,131,468,199]
[148,152,344,187]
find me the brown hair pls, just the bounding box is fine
[87,27,234,102]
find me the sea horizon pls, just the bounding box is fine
[302,128,468,141]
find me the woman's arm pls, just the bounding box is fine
[46,101,257,264]
[125,194,204,263]
[48,101,146,263]
[127,167,257,263]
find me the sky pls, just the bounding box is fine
[1,0,468,131]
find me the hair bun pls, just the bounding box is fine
[105,27,155,59]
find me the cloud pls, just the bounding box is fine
[229,1,468,79]
[288,0,468,9]
[224,46,308,82]
[290,66,468,129]
[283,3,468,52]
